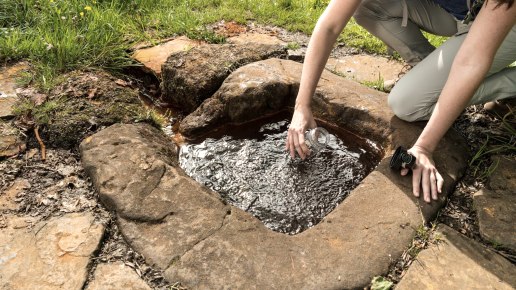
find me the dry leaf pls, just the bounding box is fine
[115,79,128,86]
[87,88,98,99]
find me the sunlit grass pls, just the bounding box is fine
[0,0,447,89]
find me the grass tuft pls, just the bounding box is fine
[469,109,515,180]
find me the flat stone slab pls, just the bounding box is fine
[227,33,286,46]
[0,122,26,158]
[489,155,516,191]
[473,155,516,251]
[0,212,105,290]
[326,54,405,85]
[86,262,151,290]
[82,71,468,290]
[132,36,203,77]
[397,225,516,289]
[0,62,29,99]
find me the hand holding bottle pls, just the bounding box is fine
[286,105,317,159]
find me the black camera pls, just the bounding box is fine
[390,146,416,170]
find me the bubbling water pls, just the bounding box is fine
[179,120,381,235]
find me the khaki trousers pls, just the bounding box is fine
[354,0,516,121]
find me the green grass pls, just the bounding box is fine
[361,73,385,92]
[0,0,447,89]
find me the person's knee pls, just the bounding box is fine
[354,0,382,27]
[388,88,420,122]
[388,91,406,120]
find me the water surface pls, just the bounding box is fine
[179,119,381,235]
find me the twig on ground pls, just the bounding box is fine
[34,125,46,161]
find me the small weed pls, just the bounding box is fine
[489,239,504,250]
[370,276,393,290]
[13,96,65,126]
[327,68,346,78]
[287,41,300,50]
[406,223,441,259]
[137,108,168,128]
[15,70,34,88]
[186,28,225,44]
[168,282,187,290]
[361,73,385,92]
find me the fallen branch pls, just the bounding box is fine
[34,125,46,161]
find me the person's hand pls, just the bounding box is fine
[286,105,317,159]
[400,145,444,203]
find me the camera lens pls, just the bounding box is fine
[390,146,416,170]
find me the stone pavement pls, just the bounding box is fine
[397,225,516,289]
[0,213,105,290]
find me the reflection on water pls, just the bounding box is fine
[179,120,380,235]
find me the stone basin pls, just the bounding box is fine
[80,59,468,289]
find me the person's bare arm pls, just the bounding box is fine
[404,1,516,202]
[286,0,363,159]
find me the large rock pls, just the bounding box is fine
[80,123,179,222]
[161,43,287,113]
[86,262,151,290]
[0,62,30,99]
[397,225,516,290]
[181,58,394,139]
[81,114,468,289]
[473,155,516,251]
[179,60,295,138]
[227,33,286,46]
[0,213,105,290]
[489,155,516,191]
[80,123,229,268]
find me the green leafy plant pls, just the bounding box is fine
[370,276,393,290]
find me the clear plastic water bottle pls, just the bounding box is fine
[305,127,329,153]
